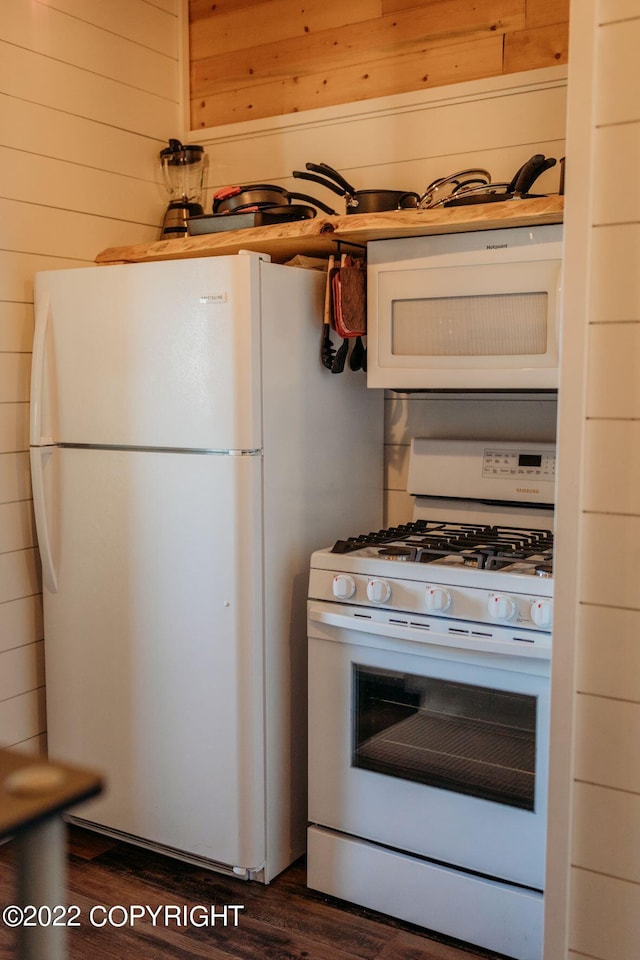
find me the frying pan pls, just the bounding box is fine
[419,168,492,208]
[283,191,339,215]
[212,183,339,217]
[212,184,290,214]
[293,162,419,214]
[189,204,319,235]
[440,155,557,207]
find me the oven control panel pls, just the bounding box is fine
[311,567,553,635]
[408,439,556,504]
[482,447,556,480]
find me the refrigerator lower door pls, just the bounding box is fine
[32,445,265,874]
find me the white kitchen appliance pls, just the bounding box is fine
[30,252,383,882]
[307,439,555,960]
[367,224,563,391]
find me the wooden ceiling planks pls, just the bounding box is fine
[189,0,570,129]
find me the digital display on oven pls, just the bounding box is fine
[518,454,542,468]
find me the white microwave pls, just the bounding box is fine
[366,223,563,391]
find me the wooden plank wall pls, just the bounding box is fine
[550,3,640,958]
[189,0,569,129]
[0,0,181,754]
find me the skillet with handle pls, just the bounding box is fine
[212,183,339,217]
[293,162,419,214]
[440,155,557,207]
[213,184,289,214]
[419,168,492,208]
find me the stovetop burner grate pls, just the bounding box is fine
[332,520,553,572]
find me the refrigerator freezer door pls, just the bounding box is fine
[32,256,262,450]
[34,445,265,872]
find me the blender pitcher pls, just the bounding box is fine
[159,139,205,239]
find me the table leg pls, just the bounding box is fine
[14,816,67,960]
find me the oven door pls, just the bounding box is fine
[308,602,550,891]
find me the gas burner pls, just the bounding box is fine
[377,546,413,561]
[332,522,428,555]
[461,551,484,567]
[331,520,554,576]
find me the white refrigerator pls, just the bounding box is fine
[30,251,383,882]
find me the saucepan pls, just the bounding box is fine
[292,162,420,214]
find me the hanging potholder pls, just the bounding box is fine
[332,262,366,337]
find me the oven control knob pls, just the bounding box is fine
[332,574,356,600]
[488,593,517,621]
[530,599,553,628]
[367,578,391,604]
[425,585,452,613]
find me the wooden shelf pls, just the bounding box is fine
[95,195,564,266]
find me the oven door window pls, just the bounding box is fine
[353,666,537,810]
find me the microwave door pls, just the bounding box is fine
[367,228,562,391]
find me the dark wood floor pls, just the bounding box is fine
[0,827,507,960]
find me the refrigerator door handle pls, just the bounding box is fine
[30,290,53,446]
[30,447,58,593]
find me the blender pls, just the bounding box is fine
[159,139,205,239]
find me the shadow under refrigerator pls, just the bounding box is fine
[30,251,383,882]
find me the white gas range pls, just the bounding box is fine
[307,440,555,960]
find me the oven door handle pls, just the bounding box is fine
[308,604,551,661]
